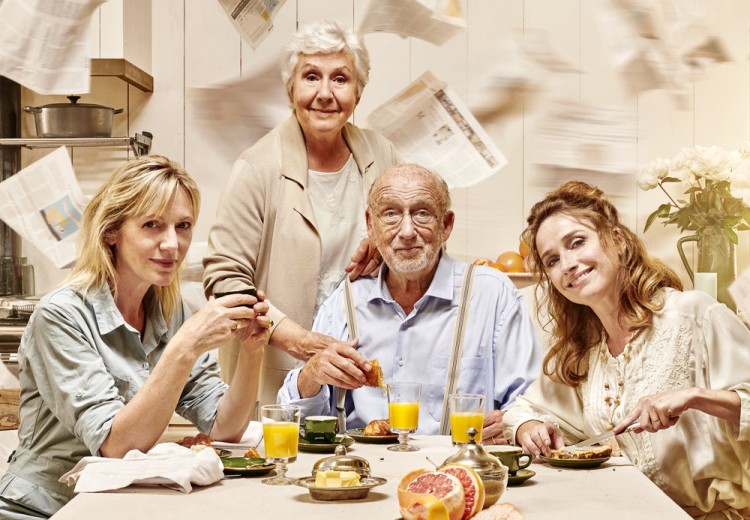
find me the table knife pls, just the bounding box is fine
[567,421,641,450]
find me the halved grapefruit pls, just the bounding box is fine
[398,470,465,520]
[439,464,485,519]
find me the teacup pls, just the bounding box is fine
[301,415,338,444]
[487,445,532,476]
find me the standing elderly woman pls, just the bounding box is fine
[503,181,750,518]
[203,20,402,408]
[0,156,270,519]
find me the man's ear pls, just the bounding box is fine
[442,211,456,241]
[365,209,374,237]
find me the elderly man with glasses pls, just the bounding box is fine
[278,164,542,443]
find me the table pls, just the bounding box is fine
[52,435,690,519]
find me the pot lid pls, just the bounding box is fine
[311,444,371,477]
[34,96,116,110]
[441,427,506,475]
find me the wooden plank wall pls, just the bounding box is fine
[18,0,750,299]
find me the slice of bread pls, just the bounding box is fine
[549,444,612,460]
[363,359,385,388]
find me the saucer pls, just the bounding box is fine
[507,468,535,486]
[297,434,354,454]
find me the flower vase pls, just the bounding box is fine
[677,228,737,311]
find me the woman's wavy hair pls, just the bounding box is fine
[65,155,200,321]
[281,20,370,103]
[523,181,682,387]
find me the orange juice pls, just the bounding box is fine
[389,401,419,431]
[263,421,299,458]
[450,412,484,443]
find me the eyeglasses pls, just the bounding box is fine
[377,208,437,227]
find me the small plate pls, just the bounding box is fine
[215,448,232,458]
[295,476,387,500]
[222,457,275,477]
[540,455,610,469]
[298,434,354,454]
[347,428,398,444]
[507,468,535,486]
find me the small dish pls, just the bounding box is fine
[298,434,354,454]
[215,448,232,458]
[295,476,387,500]
[347,428,398,444]
[507,468,535,486]
[539,456,610,469]
[222,457,275,477]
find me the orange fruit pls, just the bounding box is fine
[439,464,485,519]
[399,470,465,520]
[495,251,525,273]
[473,258,493,266]
[518,236,530,259]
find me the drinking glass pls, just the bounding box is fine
[261,404,300,485]
[387,382,421,452]
[449,393,485,445]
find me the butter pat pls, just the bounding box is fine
[315,470,362,487]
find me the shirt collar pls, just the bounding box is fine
[366,252,456,304]
[91,284,168,342]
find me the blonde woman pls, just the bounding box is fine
[0,156,270,518]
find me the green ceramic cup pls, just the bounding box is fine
[487,446,532,476]
[302,415,338,444]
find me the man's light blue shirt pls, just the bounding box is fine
[278,254,542,434]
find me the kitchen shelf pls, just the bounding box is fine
[91,58,153,92]
[0,132,152,156]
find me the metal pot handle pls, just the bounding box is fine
[113,108,124,114]
[23,106,41,114]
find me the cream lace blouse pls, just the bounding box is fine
[503,289,750,518]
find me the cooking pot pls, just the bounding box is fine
[24,96,123,138]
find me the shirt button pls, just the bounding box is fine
[398,360,404,367]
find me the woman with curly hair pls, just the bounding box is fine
[503,180,750,518]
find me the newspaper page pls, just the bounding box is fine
[217,0,288,49]
[359,0,466,46]
[368,71,507,188]
[0,0,104,94]
[532,99,637,175]
[0,148,87,269]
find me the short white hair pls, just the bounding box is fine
[281,20,370,102]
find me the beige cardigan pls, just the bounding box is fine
[203,115,401,408]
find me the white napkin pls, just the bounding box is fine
[59,443,224,493]
[211,421,263,450]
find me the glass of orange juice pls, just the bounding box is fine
[261,404,300,485]
[449,393,486,445]
[387,382,421,452]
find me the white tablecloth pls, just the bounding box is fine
[52,434,690,519]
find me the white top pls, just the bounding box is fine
[503,289,750,517]
[307,154,366,314]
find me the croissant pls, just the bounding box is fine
[364,419,393,436]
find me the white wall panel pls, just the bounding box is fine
[19,0,750,304]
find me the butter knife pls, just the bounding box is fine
[567,421,641,450]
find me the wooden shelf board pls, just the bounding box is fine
[91,58,153,92]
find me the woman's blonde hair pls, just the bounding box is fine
[523,180,682,387]
[66,155,200,320]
